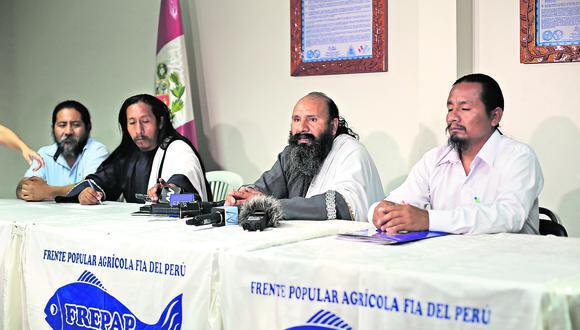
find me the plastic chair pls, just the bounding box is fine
[539,207,568,237]
[206,171,244,201]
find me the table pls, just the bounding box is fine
[219,233,580,329]
[3,199,580,329]
[0,199,369,329]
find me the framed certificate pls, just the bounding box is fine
[520,0,580,63]
[291,0,387,76]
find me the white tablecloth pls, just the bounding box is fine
[3,199,580,330]
[0,199,369,329]
[219,233,580,330]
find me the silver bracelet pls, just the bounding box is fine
[325,190,337,220]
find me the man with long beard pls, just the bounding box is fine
[16,101,108,201]
[225,92,384,221]
[370,73,544,235]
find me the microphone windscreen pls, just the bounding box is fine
[239,195,283,228]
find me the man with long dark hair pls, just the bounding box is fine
[371,73,544,234]
[69,94,211,204]
[16,100,108,201]
[226,92,383,221]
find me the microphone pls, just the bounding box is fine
[53,144,63,161]
[238,195,283,231]
[186,206,238,226]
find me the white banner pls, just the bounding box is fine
[23,224,214,329]
[218,234,580,330]
[20,215,368,329]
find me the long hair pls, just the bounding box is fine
[101,94,171,166]
[306,92,359,140]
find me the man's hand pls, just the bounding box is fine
[372,200,429,234]
[17,177,50,201]
[79,187,103,205]
[147,178,178,202]
[224,187,263,206]
[21,147,44,171]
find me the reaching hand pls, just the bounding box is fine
[22,146,44,171]
[0,124,43,170]
[147,178,177,202]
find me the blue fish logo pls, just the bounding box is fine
[44,270,182,329]
[286,309,353,330]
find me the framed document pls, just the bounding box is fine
[291,0,387,76]
[520,0,580,63]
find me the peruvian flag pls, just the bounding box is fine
[155,0,198,148]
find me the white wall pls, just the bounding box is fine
[1,0,578,236]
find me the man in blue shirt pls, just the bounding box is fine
[16,100,108,201]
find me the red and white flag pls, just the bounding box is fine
[155,0,198,148]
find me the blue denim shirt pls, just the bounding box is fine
[24,138,109,186]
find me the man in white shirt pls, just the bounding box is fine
[370,73,544,234]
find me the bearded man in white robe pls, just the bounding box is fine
[225,92,383,221]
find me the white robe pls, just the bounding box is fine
[148,139,209,201]
[305,135,384,221]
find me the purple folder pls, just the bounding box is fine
[338,229,449,244]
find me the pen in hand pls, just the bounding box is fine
[87,180,102,205]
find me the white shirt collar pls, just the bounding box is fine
[436,130,502,168]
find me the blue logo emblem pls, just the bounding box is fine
[285,309,353,330]
[44,270,183,329]
[553,30,563,40]
[347,46,356,56]
[542,30,553,41]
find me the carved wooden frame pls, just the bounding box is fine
[520,0,580,63]
[290,0,387,76]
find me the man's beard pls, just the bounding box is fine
[53,133,88,159]
[446,124,468,152]
[287,127,334,179]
